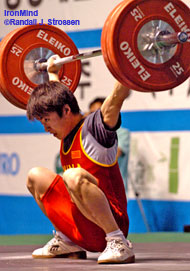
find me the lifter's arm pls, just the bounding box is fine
[101,81,130,129]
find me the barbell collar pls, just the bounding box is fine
[156,31,188,48]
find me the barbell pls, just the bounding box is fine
[0,0,190,109]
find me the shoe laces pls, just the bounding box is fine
[105,237,125,253]
[105,237,133,252]
[46,230,62,247]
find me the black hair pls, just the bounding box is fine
[88,97,106,109]
[26,81,80,120]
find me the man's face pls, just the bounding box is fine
[39,111,66,140]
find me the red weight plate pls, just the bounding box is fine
[106,0,190,92]
[102,0,148,91]
[0,24,81,109]
[101,1,130,87]
[106,0,155,91]
[0,29,27,109]
[0,28,37,109]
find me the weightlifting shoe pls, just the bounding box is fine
[98,236,135,264]
[32,231,86,259]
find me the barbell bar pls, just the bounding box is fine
[35,30,188,72]
[36,49,102,71]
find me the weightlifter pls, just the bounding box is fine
[26,55,135,264]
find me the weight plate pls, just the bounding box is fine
[0,29,27,109]
[0,24,81,109]
[102,0,147,91]
[105,0,190,91]
[101,1,130,87]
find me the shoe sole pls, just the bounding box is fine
[32,251,87,259]
[98,255,135,264]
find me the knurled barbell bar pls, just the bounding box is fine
[0,0,190,110]
[35,31,187,70]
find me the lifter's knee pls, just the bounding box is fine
[63,168,84,192]
[27,167,56,198]
[27,167,40,193]
[63,168,97,195]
